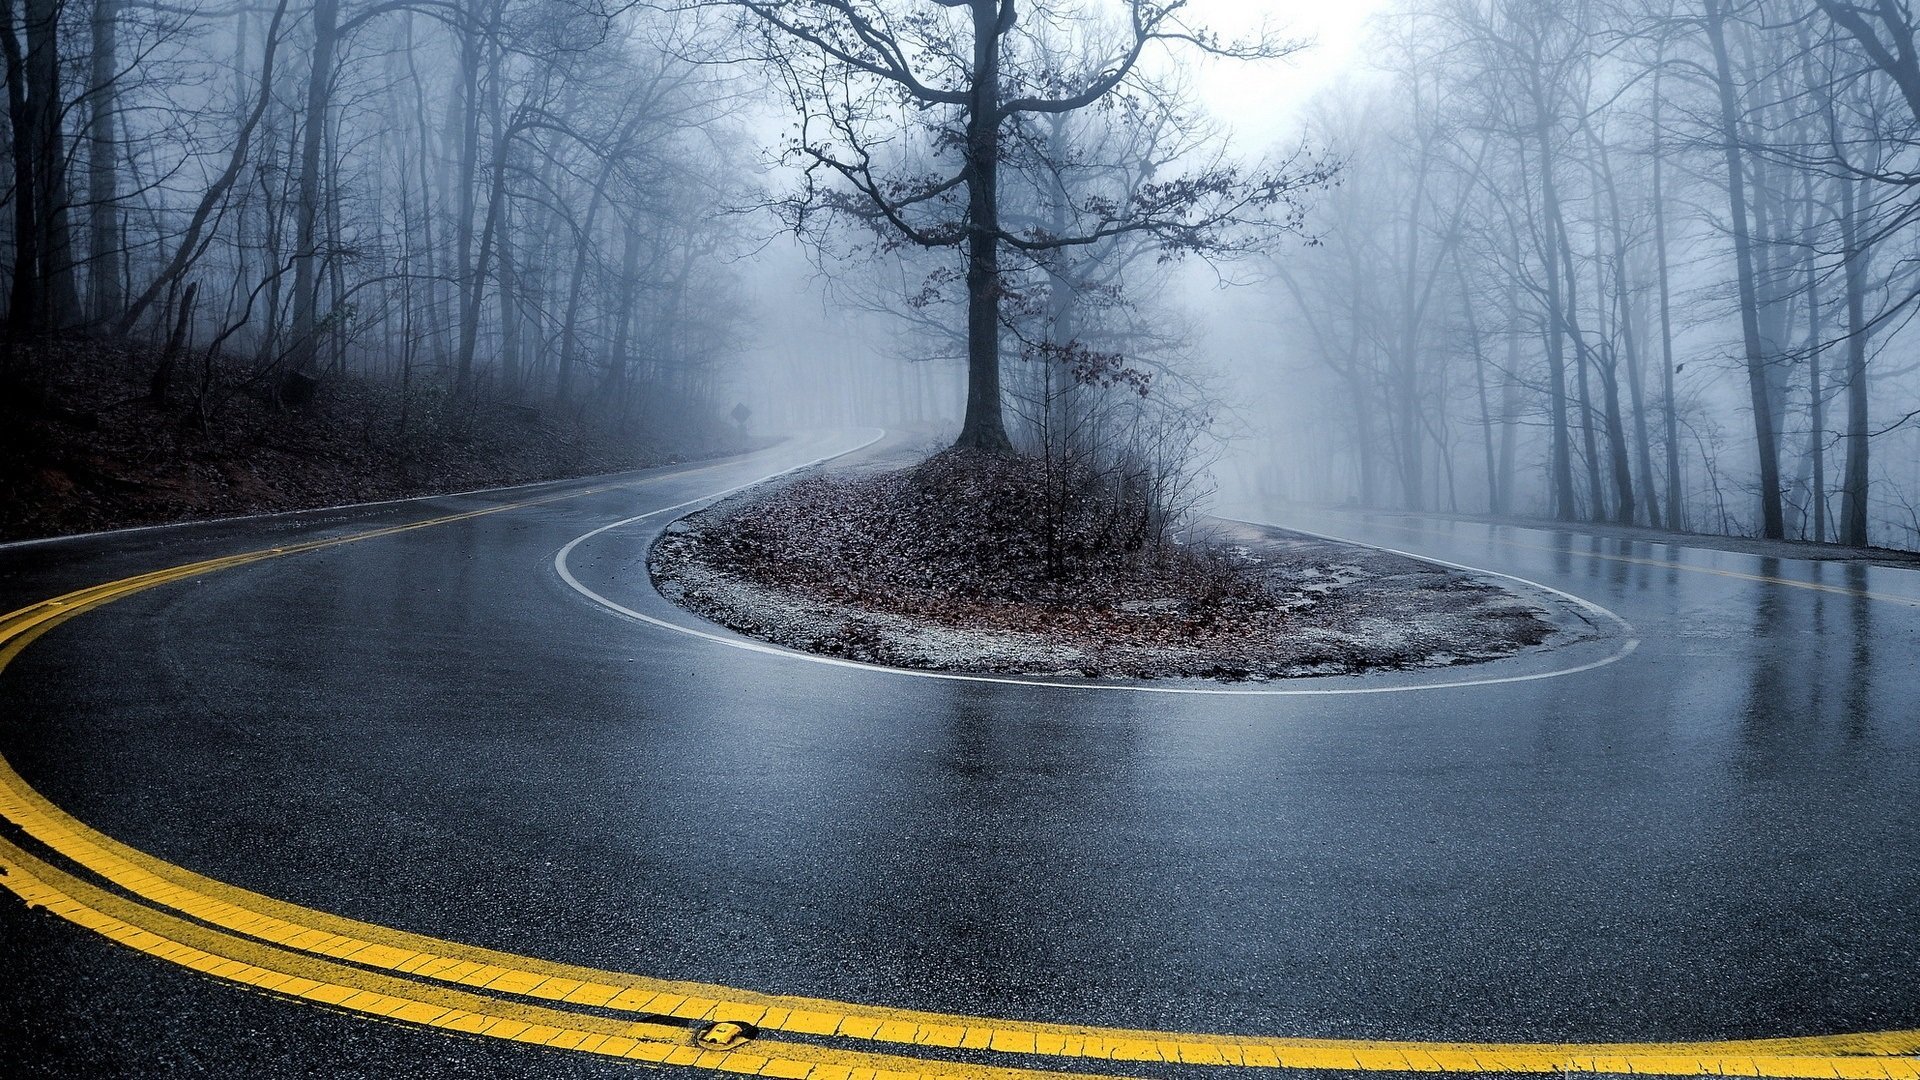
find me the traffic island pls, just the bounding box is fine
[648,451,1597,682]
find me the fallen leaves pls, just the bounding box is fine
[651,452,1569,681]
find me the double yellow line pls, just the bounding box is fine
[1,483,1916,1078]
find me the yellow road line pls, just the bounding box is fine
[0,836,1126,1080]
[2,484,1917,1075]
[6,812,1918,1080]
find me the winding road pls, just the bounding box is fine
[1,430,1916,1078]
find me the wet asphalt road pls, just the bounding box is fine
[1,430,1916,1077]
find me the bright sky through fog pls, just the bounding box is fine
[1179,0,1391,148]
[1175,1,1390,135]
[733,2,1391,162]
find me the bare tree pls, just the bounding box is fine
[729,0,1328,451]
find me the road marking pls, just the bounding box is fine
[2,434,1916,1076]
[5,804,1919,1079]
[0,453,748,552]
[0,836,1122,1080]
[554,516,1639,697]
[1323,516,1920,608]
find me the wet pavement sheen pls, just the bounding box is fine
[1,432,1915,1076]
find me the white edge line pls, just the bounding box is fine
[0,444,782,553]
[554,439,1641,697]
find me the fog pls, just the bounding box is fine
[13,0,1920,548]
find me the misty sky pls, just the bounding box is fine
[737,0,1386,444]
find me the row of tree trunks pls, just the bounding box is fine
[2,0,80,334]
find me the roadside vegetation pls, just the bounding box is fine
[677,448,1267,626]
[0,336,733,540]
[0,3,744,540]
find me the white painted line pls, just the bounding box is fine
[1228,515,1642,650]
[554,439,1641,697]
[0,449,763,553]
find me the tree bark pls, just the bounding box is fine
[954,0,1012,453]
[1591,125,1657,527]
[1837,171,1870,547]
[1457,258,1499,515]
[1,0,80,331]
[1705,0,1785,539]
[1393,143,1432,511]
[27,0,77,326]
[452,9,490,395]
[602,220,643,411]
[86,0,123,324]
[457,92,513,395]
[1,0,42,333]
[1534,116,1578,520]
[1651,60,1684,530]
[1555,206,1607,520]
[290,0,340,373]
[1804,172,1826,544]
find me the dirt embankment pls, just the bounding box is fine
[0,336,734,541]
[650,451,1593,682]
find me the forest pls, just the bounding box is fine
[2,0,750,398]
[0,0,756,536]
[1261,0,1920,549]
[4,0,1920,551]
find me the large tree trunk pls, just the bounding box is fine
[1651,62,1684,530]
[257,123,294,362]
[2,0,80,331]
[1795,24,1830,543]
[1463,275,1499,515]
[1351,373,1377,507]
[553,103,616,409]
[556,176,611,409]
[602,220,643,412]
[0,0,41,333]
[1497,282,1521,515]
[1599,357,1635,525]
[456,37,509,396]
[496,220,521,395]
[1837,172,1870,547]
[451,17,484,392]
[954,0,1011,453]
[402,12,447,374]
[1588,219,1635,526]
[26,0,77,327]
[1622,291,1658,528]
[85,0,123,325]
[1803,174,1827,544]
[324,102,347,372]
[1705,0,1785,539]
[1572,325,1604,519]
[1556,209,1607,521]
[1591,126,1658,527]
[289,0,339,373]
[1534,114,1578,520]
[1393,152,1431,511]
